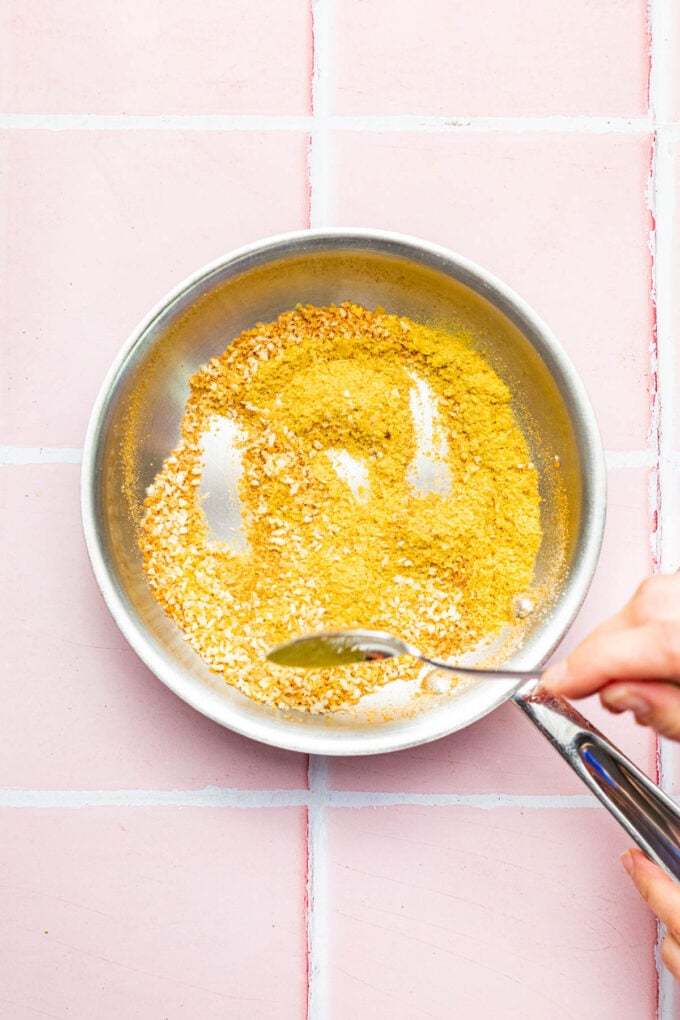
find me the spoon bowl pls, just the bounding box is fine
[267,628,542,682]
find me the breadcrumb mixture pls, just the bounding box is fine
[139,303,542,713]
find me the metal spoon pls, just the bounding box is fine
[267,627,541,679]
[267,627,680,882]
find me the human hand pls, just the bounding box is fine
[544,574,680,976]
[543,573,680,740]
[623,849,680,979]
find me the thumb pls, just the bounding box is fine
[601,681,680,741]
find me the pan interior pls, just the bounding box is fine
[84,236,604,755]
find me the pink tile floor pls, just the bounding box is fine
[0,1,677,1016]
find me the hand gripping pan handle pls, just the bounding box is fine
[513,679,680,880]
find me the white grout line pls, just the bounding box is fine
[0,788,308,808]
[649,0,674,126]
[657,916,675,1018]
[604,449,657,470]
[648,128,662,574]
[649,121,678,577]
[648,0,676,1012]
[308,0,332,229]
[306,758,330,1020]
[329,114,655,134]
[0,446,82,464]
[307,7,332,1009]
[650,0,680,522]
[657,737,676,804]
[0,787,612,810]
[0,113,658,134]
[648,2,666,1011]
[654,122,679,577]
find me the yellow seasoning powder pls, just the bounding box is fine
[139,302,542,713]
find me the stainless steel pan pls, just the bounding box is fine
[81,230,680,877]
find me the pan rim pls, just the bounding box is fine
[81,228,606,756]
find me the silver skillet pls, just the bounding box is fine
[80,230,680,878]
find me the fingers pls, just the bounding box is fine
[623,849,680,980]
[543,620,680,699]
[543,574,680,700]
[601,681,680,741]
[623,849,677,922]
[625,574,680,626]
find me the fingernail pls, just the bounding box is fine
[543,660,568,691]
[621,851,635,878]
[602,688,651,723]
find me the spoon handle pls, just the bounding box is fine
[421,655,542,682]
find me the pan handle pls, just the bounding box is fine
[512,679,680,881]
